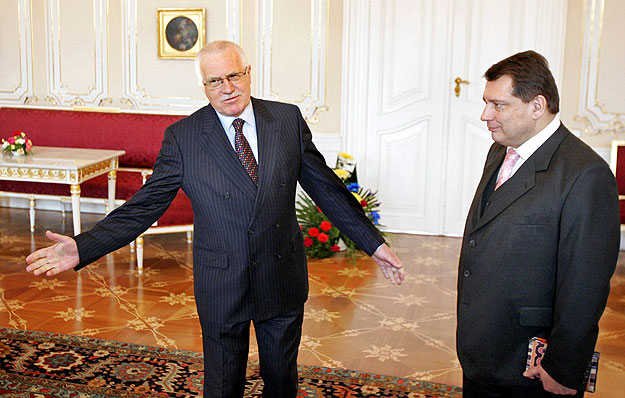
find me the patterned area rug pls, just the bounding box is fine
[0,327,462,397]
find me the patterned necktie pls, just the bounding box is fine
[232,118,258,185]
[495,148,520,190]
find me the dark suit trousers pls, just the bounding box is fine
[201,305,304,398]
[463,374,585,398]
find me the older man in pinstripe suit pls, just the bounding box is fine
[26,40,404,397]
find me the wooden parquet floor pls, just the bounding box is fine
[0,207,624,396]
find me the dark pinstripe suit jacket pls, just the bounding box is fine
[457,123,619,390]
[74,98,385,323]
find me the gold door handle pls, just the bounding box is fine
[454,77,470,97]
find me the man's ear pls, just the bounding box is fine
[531,95,547,119]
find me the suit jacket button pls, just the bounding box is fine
[224,192,230,199]
[469,239,476,247]
[248,229,254,235]
[275,223,280,229]
[250,260,257,267]
[464,270,470,277]
[276,254,282,259]
[280,182,286,188]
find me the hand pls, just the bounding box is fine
[26,230,79,277]
[523,364,577,395]
[371,244,405,285]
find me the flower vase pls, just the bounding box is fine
[12,152,25,157]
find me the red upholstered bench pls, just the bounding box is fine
[0,107,193,271]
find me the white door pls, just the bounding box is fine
[342,0,567,236]
[442,0,568,235]
[342,0,452,234]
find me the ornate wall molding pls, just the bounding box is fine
[255,0,329,123]
[45,0,108,106]
[0,0,34,103]
[121,0,242,112]
[575,0,625,135]
[226,0,242,43]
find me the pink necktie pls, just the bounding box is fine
[495,148,520,190]
[233,118,258,185]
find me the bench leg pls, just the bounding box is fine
[137,236,144,275]
[186,230,192,243]
[28,195,35,233]
[70,184,82,236]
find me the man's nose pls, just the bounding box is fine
[480,106,492,121]
[221,78,235,93]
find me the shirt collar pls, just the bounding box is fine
[214,101,256,131]
[513,115,560,161]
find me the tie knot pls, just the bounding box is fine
[506,147,520,161]
[495,147,520,190]
[233,118,244,133]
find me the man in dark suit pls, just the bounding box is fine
[457,50,620,397]
[25,40,404,397]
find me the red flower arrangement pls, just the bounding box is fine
[296,152,384,259]
[296,198,342,258]
[2,131,33,156]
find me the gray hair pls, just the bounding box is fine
[194,40,248,85]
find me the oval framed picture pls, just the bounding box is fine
[157,8,205,59]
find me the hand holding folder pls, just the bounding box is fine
[526,337,599,393]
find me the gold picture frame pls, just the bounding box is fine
[157,8,205,59]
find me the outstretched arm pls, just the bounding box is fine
[25,230,79,277]
[371,244,405,285]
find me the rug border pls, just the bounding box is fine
[0,327,462,397]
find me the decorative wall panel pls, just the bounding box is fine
[256,0,329,123]
[0,0,34,104]
[575,0,625,135]
[45,0,108,106]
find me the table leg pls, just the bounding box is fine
[70,184,82,236]
[107,170,117,214]
[28,194,36,233]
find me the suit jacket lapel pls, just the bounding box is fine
[472,123,569,232]
[475,147,505,221]
[474,157,536,230]
[194,105,258,201]
[249,98,279,222]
